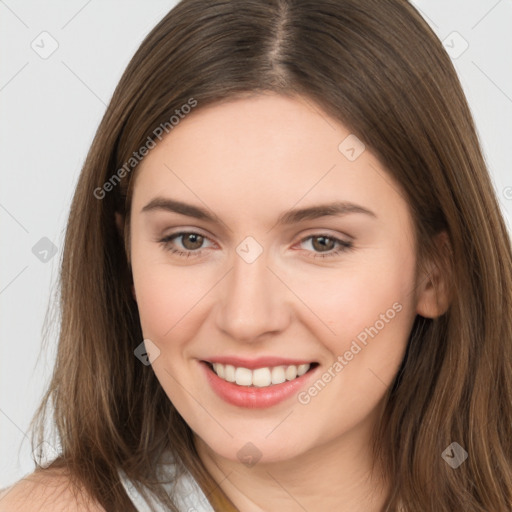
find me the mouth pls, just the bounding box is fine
[202,360,319,388]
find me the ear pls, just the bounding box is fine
[115,211,137,302]
[415,231,452,318]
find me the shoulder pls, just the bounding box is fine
[0,468,106,512]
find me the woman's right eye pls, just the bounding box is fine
[158,232,214,257]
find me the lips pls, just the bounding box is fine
[199,358,319,408]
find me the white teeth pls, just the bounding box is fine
[285,365,297,380]
[297,364,309,376]
[224,364,236,382]
[210,362,312,388]
[252,367,272,387]
[271,366,286,384]
[213,363,225,379]
[235,367,252,386]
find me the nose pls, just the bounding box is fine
[214,248,292,343]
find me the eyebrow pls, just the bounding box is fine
[140,197,376,224]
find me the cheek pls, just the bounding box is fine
[282,244,417,368]
[289,254,417,434]
[131,256,213,343]
[292,249,413,320]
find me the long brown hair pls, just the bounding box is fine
[29,0,512,510]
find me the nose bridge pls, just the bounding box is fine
[214,244,289,341]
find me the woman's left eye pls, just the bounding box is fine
[297,235,353,258]
[158,232,213,257]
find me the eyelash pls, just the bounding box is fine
[158,232,353,259]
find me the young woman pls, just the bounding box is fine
[2,0,511,510]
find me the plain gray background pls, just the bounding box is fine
[1,0,511,490]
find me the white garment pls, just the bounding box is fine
[118,453,215,512]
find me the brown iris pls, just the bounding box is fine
[311,236,336,252]
[181,233,204,250]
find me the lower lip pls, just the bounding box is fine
[200,361,318,409]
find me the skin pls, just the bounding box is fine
[126,93,449,511]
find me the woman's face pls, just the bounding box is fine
[129,93,426,464]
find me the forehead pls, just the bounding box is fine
[130,94,409,229]
[136,94,345,180]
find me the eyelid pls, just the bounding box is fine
[295,228,353,244]
[158,230,217,249]
[157,226,217,242]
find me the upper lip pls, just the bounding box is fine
[202,356,316,370]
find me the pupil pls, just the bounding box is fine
[183,233,203,250]
[312,236,334,252]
